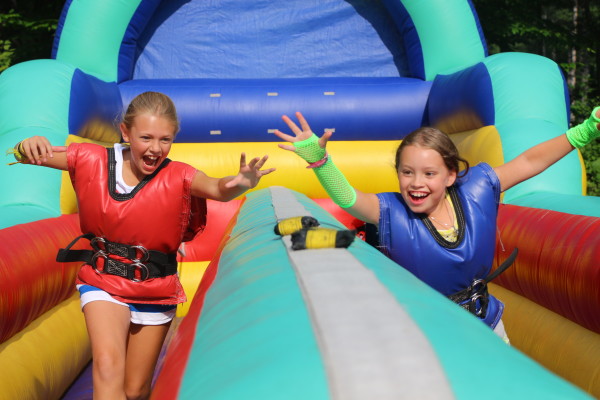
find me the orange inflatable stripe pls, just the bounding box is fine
[490,283,600,398]
[0,214,84,343]
[493,204,600,334]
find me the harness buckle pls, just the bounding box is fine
[90,237,107,252]
[470,293,487,317]
[469,279,489,318]
[91,250,109,275]
[131,261,150,282]
[130,245,150,262]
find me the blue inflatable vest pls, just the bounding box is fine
[377,163,503,327]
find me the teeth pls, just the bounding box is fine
[144,156,158,166]
[411,192,427,198]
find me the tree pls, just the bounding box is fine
[473,0,600,195]
[0,1,63,72]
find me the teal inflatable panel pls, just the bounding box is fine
[174,187,591,399]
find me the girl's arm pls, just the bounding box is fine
[13,136,68,170]
[494,107,600,192]
[191,153,274,201]
[274,112,380,224]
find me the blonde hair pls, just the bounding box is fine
[395,127,470,177]
[121,91,180,134]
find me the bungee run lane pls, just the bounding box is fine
[0,0,599,399]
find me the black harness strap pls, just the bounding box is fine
[447,247,519,318]
[56,233,178,281]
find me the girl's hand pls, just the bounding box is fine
[225,153,275,189]
[19,136,67,165]
[273,112,332,152]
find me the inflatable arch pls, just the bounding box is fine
[0,0,598,399]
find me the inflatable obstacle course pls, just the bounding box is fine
[0,1,599,399]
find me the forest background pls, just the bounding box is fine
[1,0,599,194]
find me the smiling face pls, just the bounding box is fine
[120,113,176,181]
[397,144,457,216]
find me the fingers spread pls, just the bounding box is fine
[281,114,303,136]
[277,143,296,151]
[295,111,311,132]
[260,167,276,176]
[253,155,268,169]
[272,129,295,142]
[319,130,333,148]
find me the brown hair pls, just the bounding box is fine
[121,91,180,133]
[395,127,469,177]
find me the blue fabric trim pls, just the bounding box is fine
[116,0,162,84]
[78,284,102,295]
[51,0,74,59]
[381,0,425,80]
[78,284,176,312]
[560,66,571,120]
[466,0,488,57]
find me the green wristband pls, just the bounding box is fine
[293,134,326,163]
[566,106,600,148]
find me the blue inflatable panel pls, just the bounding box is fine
[117,0,161,83]
[69,69,123,134]
[428,62,495,133]
[133,0,409,79]
[119,78,432,142]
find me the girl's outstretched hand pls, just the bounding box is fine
[19,136,67,165]
[225,153,275,189]
[273,111,332,151]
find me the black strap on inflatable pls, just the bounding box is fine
[56,233,95,263]
[484,247,519,283]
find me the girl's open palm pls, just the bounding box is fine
[225,153,274,189]
[273,112,332,151]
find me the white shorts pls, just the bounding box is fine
[77,284,176,325]
[493,319,510,345]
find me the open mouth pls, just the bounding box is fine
[142,155,159,168]
[408,191,429,204]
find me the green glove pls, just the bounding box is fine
[293,134,357,208]
[566,106,600,148]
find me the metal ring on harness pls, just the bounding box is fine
[447,248,518,320]
[470,293,487,317]
[131,261,150,282]
[470,279,486,293]
[90,236,107,252]
[56,233,179,282]
[130,245,150,263]
[91,250,109,276]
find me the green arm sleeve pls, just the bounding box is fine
[293,135,357,208]
[566,106,600,148]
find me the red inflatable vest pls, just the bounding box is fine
[67,143,206,305]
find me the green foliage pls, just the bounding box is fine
[0,2,63,72]
[473,0,600,195]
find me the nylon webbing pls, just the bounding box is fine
[269,186,454,400]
